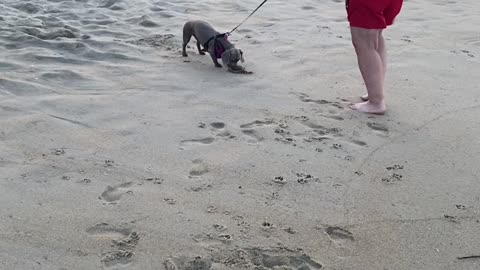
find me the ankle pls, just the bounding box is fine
[367,97,384,106]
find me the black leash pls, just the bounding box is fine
[227,0,269,36]
[204,0,268,51]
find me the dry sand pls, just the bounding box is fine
[1,0,480,269]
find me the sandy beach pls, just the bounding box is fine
[1,0,480,269]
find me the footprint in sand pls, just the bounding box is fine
[367,122,389,136]
[296,93,345,121]
[104,159,115,167]
[325,226,355,257]
[86,223,132,239]
[164,248,322,270]
[189,167,209,177]
[144,176,164,185]
[51,148,66,155]
[189,159,209,178]
[182,122,233,148]
[213,224,227,232]
[240,119,273,144]
[332,143,343,150]
[401,36,413,43]
[188,184,213,192]
[164,257,211,270]
[125,34,176,50]
[382,173,403,184]
[451,49,476,58]
[245,248,323,269]
[367,122,388,132]
[163,198,177,205]
[192,232,233,247]
[275,135,296,146]
[322,114,344,121]
[210,122,225,129]
[386,164,404,171]
[206,205,219,214]
[296,173,319,184]
[272,176,287,185]
[240,119,274,129]
[302,5,316,10]
[261,221,275,230]
[350,139,368,146]
[382,164,405,184]
[241,129,264,144]
[302,120,343,138]
[101,250,134,268]
[87,223,139,268]
[297,119,366,148]
[163,259,179,270]
[99,182,133,204]
[181,137,215,146]
[210,122,236,139]
[217,234,233,243]
[77,178,92,184]
[297,93,331,105]
[326,226,355,243]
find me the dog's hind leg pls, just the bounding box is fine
[182,39,191,57]
[196,40,206,55]
[182,30,192,57]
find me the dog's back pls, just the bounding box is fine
[183,20,219,44]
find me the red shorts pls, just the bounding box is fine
[346,0,403,29]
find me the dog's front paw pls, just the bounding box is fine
[215,64,222,68]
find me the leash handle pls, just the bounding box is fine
[228,0,268,35]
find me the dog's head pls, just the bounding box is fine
[221,48,245,68]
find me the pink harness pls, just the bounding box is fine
[204,34,228,59]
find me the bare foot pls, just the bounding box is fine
[349,101,386,115]
[361,94,369,101]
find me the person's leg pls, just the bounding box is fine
[361,29,386,101]
[360,0,403,102]
[378,30,387,76]
[350,27,386,114]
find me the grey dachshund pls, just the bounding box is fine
[182,20,245,69]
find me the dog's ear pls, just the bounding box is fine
[239,49,245,63]
[221,49,231,66]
